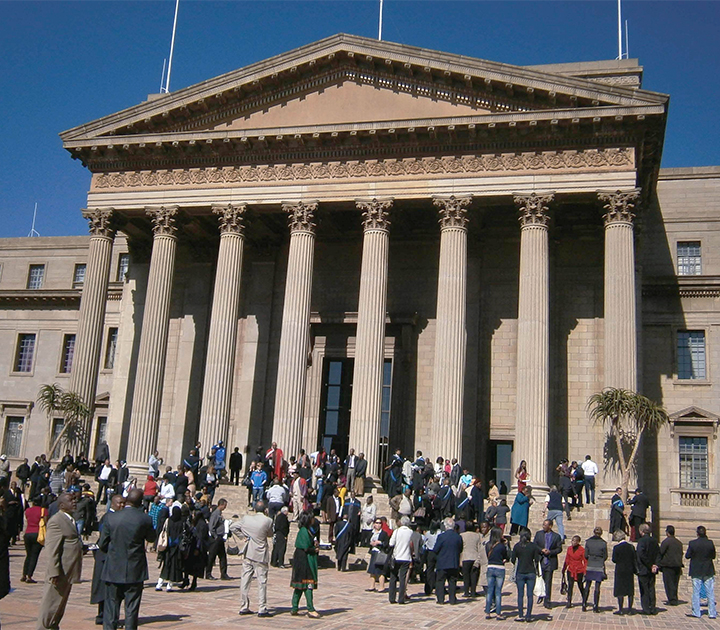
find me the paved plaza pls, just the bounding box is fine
[3,538,717,629]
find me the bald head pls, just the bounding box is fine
[126,488,143,508]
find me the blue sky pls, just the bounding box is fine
[1,1,718,237]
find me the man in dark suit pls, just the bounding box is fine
[658,524,683,606]
[91,493,126,625]
[629,488,650,542]
[341,491,362,549]
[533,519,563,609]
[470,479,484,522]
[229,447,243,486]
[686,525,717,619]
[449,459,462,488]
[37,492,83,630]
[635,523,660,615]
[434,517,464,604]
[354,453,367,496]
[98,488,156,630]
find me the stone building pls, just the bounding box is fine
[0,35,718,533]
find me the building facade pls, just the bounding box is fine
[1,35,718,533]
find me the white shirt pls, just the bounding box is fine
[581,459,599,476]
[99,464,112,481]
[390,525,414,562]
[160,482,176,500]
[266,484,286,504]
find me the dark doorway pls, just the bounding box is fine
[488,440,513,494]
[318,358,353,460]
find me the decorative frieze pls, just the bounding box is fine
[212,203,247,234]
[93,148,634,189]
[434,195,472,230]
[599,189,640,225]
[82,207,115,237]
[283,201,317,234]
[357,199,392,232]
[514,192,554,227]
[146,206,179,236]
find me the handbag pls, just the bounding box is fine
[37,508,47,546]
[413,506,426,519]
[533,568,546,599]
[560,573,568,595]
[156,519,169,552]
[374,550,389,568]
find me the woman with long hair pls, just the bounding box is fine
[366,517,389,592]
[511,529,541,622]
[515,460,529,494]
[484,526,509,620]
[290,512,321,618]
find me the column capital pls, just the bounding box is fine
[81,207,115,238]
[283,201,318,234]
[212,203,247,235]
[146,206,179,237]
[433,195,472,230]
[357,198,392,232]
[514,192,554,228]
[598,189,640,226]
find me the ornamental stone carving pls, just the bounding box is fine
[514,192,554,227]
[82,207,115,238]
[598,189,640,225]
[283,201,317,234]
[146,206,179,237]
[357,199,392,232]
[433,195,472,230]
[212,203,247,235]
[93,148,634,189]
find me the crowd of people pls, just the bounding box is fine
[0,441,715,628]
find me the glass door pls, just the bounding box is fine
[318,358,353,460]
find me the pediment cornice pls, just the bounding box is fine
[61,33,667,145]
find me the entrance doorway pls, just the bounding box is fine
[318,358,353,460]
[488,440,513,496]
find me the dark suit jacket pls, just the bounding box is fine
[355,458,368,478]
[434,529,463,571]
[686,536,716,578]
[99,506,156,584]
[636,534,660,575]
[533,530,563,571]
[229,452,243,471]
[629,493,650,519]
[658,535,684,568]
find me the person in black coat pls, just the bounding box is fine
[229,448,243,486]
[183,511,208,591]
[438,480,455,518]
[341,492,362,550]
[434,518,464,604]
[628,488,650,542]
[334,514,353,572]
[91,493,125,625]
[686,525,717,619]
[470,480,485,522]
[635,523,660,615]
[533,519,563,609]
[612,529,636,614]
[658,524,683,606]
[271,507,290,568]
[609,487,627,535]
[98,488,156,630]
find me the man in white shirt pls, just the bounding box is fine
[581,455,599,505]
[265,481,287,518]
[97,459,113,505]
[388,516,414,604]
[344,449,357,491]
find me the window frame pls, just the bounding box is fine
[13,332,37,375]
[26,264,45,289]
[58,333,76,375]
[2,415,25,458]
[678,436,709,490]
[676,240,702,276]
[103,327,119,371]
[676,329,708,381]
[73,263,87,287]
[117,253,130,281]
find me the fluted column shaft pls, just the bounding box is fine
[514,193,553,488]
[198,204,247,450]
[430,196,471,462]
[349,199,392,476]
[69,208,115,446]
[127,206,178,466]
[601,190,640,391]
[272,202,317,457]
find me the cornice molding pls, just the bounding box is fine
[92,147,633,190]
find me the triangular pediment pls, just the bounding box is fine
[670,406,719,422]
[61,33,668,145]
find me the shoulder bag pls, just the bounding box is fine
[156,519,169,552]
[37,508,47,546]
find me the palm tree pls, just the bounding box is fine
[37,384,90,461]
[587,387,669,502]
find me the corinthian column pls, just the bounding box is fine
[514,192,554,488]
[349,199,392,477]
[430,195,471,462]
[70,208,115,444]
[600,190,640,391]
[272,201,317,458]
[197,204,247,451]
[127,206,179,467]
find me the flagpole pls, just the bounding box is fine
[165,0,180,93]
[617,0,623,59]
[378,0,384,41]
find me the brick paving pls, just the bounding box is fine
[3,538,718,629]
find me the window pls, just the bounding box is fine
[14,333,36,372]
[27,264,45,289]
[378,359,393,476]
[677,331,706,380]
[679,436,709,489]
[73,263,86,286]
[104,327,118,370]
[318,358,353,460]
[59,334,76,374]
[117,253,129,281]
[3,417,24,458]
[677,241,702,276]
[94,417,108,457]
[50,418,64,459]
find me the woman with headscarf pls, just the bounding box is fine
[182,510,208,591]
[612,529,637,615]
[290,512,321,617]
[156,506,185,591]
